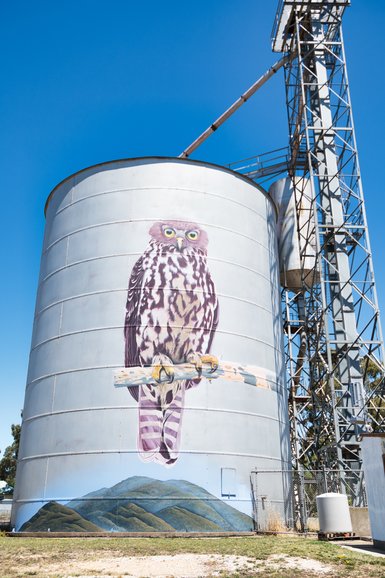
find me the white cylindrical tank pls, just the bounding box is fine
[269,177,317,290]
[316,493,353,534]
[12,157,291,533]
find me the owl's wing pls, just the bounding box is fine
[207,292,219,354]
[124,255,145,402]
[186,275,219,390]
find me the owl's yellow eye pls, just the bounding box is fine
[163,227,176,238]
[186,230,199,241]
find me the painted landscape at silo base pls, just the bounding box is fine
[20,476,254,532]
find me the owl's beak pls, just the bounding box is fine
[176,237,184,251]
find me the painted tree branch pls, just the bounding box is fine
[114,361,277,390]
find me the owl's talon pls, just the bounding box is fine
[187,352,218,375]
[186,352,203,376]
[152,363,174,384]
[201,354,219,373]
[151,354,175,384]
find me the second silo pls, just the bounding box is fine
[12,157,290,532]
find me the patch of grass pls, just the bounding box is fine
[1,534,385,577]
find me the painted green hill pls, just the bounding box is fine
[68,476,253,532]
[20,501,101,532]
[98,502,175,532]
[166,479,253,531]
[20,476,254,532]
[157,505,224,532]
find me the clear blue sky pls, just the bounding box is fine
[1,0,385,455]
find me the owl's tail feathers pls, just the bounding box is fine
[127,385,139,402]
[156,382,186,465]
[185,378,201,390]
[137,382,186,466]
[137,384,163,460]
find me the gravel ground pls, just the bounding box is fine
[17,552,335,577]
[4,535,385,578]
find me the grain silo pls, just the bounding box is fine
[12,157,291,533]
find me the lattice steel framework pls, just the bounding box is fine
[272,0,385,505]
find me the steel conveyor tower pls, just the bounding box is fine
[272,0,385,510]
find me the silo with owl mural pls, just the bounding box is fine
[12,157,291,533]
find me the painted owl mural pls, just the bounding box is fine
[124,220,219,465]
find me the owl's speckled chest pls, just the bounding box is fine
[137,246,215,363]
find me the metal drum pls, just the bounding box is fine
[316,493,353,534]
[12,157,291,533]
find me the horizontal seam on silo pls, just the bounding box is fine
[35,289,125,318]
[38,256,276,292]
[14,496,258,505]
[22,406,283,423]
[33,287,276,319]
[43,218,276,255]
[52,186,273,222]
[26,365,285,389]
[26,364,125,385]
[34,287,275,321]
[18,450,285,462]
[251,466,295,476]
[29,325,284,353]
